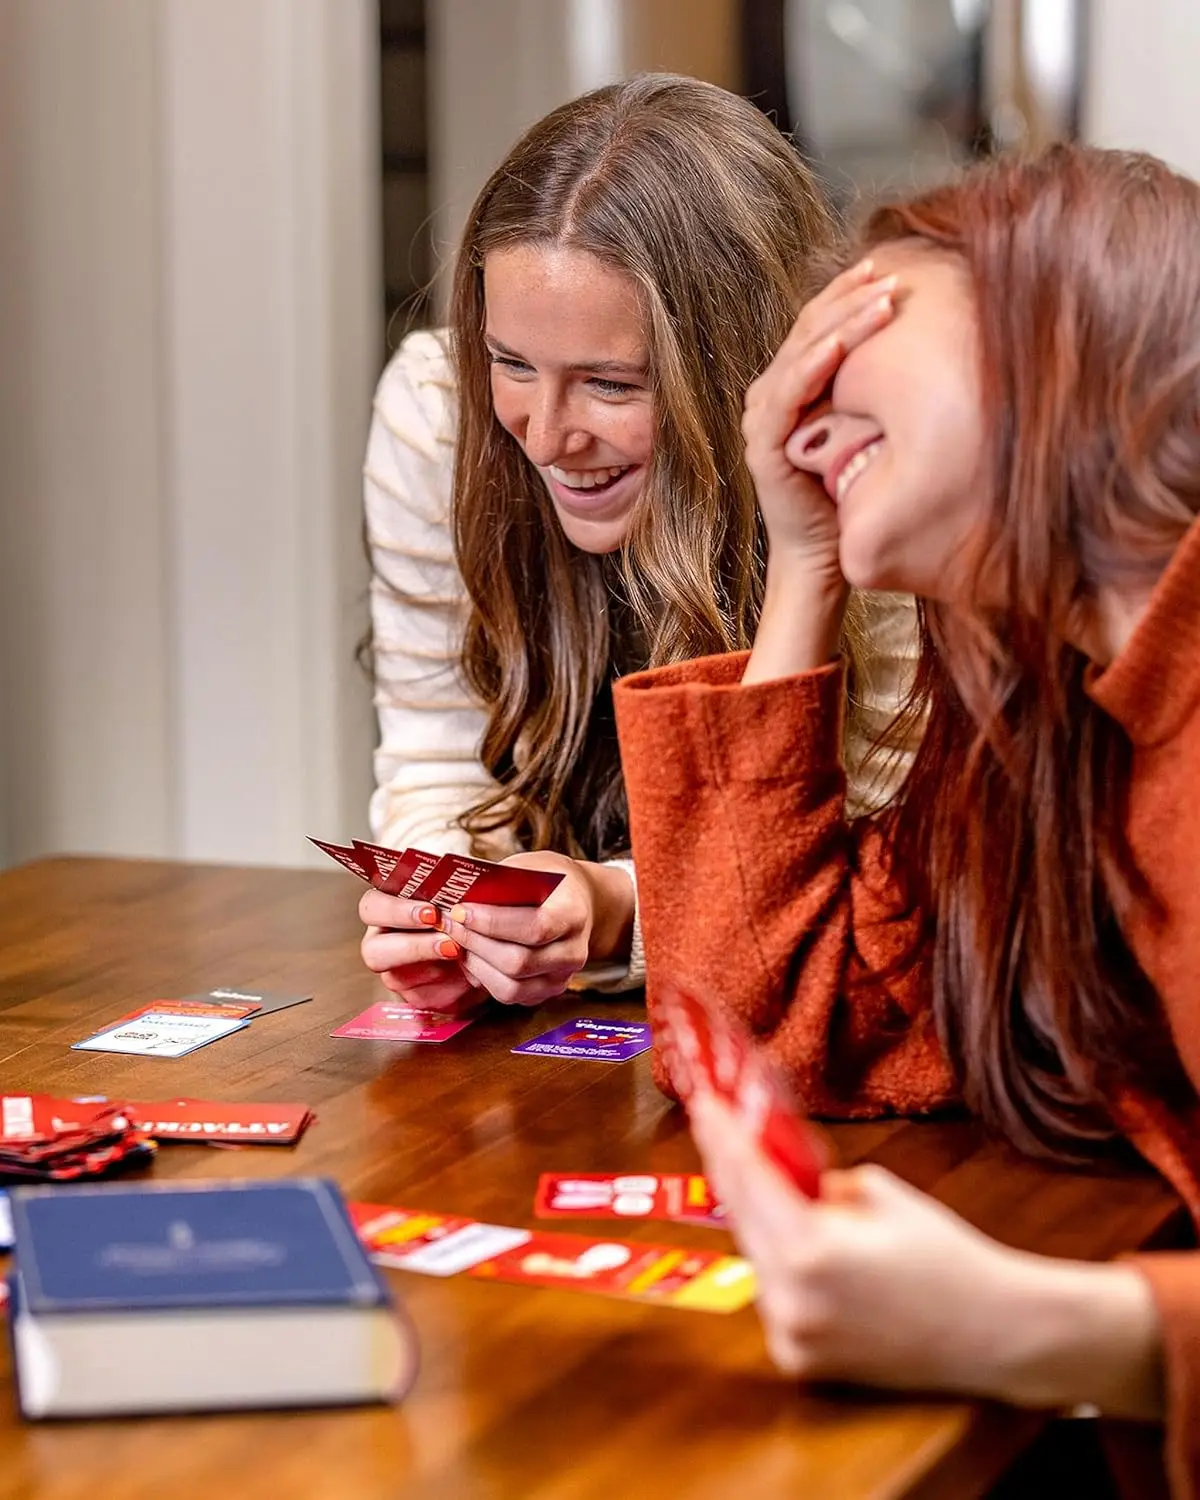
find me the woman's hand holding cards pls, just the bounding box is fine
[441,852,635,1007]
[359,851,635,1010]
[359,892,484,1013]
[690,1092,1164,1418]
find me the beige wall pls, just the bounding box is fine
[427,0,739,307]
[0,0,381,868]
[1083,0,1200,177]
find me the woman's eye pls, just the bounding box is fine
[489,354,532,375]
[589,378,637,397]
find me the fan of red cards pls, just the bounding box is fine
[308,836,563,908]
[654,986,827,1199]
[0,1095,155,1183]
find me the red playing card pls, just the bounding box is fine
[466,1230,754,1312]
[0,1095,130,1149]
[378,847,441,898]
[307,836,376,883]
[534,1172,725,1226]
[656,987,826,1199]
[124,1098,315,1146]
[350,838,403,885]
[409,853,564,910]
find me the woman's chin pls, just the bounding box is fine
[837,535,893,594]
[554,505,636,555]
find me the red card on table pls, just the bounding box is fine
[535,1172,725,1227]
[409,853,563,910]
[656,987,826,1199]
[124,1098,314,1146]
[467,1230,754,1312]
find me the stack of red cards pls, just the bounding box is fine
[0,1095,155,1183]
[655,988,827,1199]
[308,836,564,908]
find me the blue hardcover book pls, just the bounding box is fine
[8,1177,417,1417]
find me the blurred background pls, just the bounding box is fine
[0,0,1194,873]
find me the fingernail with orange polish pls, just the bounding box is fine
[417,905,439,927]
[449,905,468,926]
[437,939,462,960]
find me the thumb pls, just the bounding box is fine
[824,1162,923,1210]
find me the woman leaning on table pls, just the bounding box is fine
[614,145,1200,1497]
[358,74,919,1013]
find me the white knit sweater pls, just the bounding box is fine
[364,330,921,992]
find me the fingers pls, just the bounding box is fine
[746,283,895,442]
[379,960,483,1013]
[360,923,460,975]
[776,259,893,363]
[445,900,562,947]
[436,892,588,1004]
[359,888,442,932]
[744,263,898,463]
[456,948,576,1008]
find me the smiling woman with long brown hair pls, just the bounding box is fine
[615,144,1200,1493]
[359,74,919,1012]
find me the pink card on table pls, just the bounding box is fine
[330,1001,475,1044]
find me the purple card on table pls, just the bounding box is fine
[512,1017,652,1064]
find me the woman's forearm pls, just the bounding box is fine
[993,1256,1163,1419]
[743,555,849,686]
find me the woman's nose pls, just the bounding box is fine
[786,409,838,473]
[522,396,587,468]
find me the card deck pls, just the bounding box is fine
[535,1172,725,1227]
[512,1018,652,1063]
[309,834,564,908]
[0,1096,155,1183]
[655,986,826,1199]
[331,1002,475,1044]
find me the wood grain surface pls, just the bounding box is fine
[0,857,1186,1500]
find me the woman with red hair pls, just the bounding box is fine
[615,145,1200,1493]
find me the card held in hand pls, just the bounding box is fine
[308,836,563,908]
[655,986,826,1199]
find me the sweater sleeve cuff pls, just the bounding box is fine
[567,858,644,994]
[1124,1253,1200,1499]
[616,652,846,789]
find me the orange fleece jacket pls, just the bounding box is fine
[614,520,1200,1499]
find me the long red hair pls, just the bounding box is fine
[863,146,1200,1158]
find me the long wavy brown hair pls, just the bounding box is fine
[449,74,838,861]
[861,146,1200,1159]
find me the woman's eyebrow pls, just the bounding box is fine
[572,358,649,376]
[484,334,647,377]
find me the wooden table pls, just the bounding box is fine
[0,857,1187,1500]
